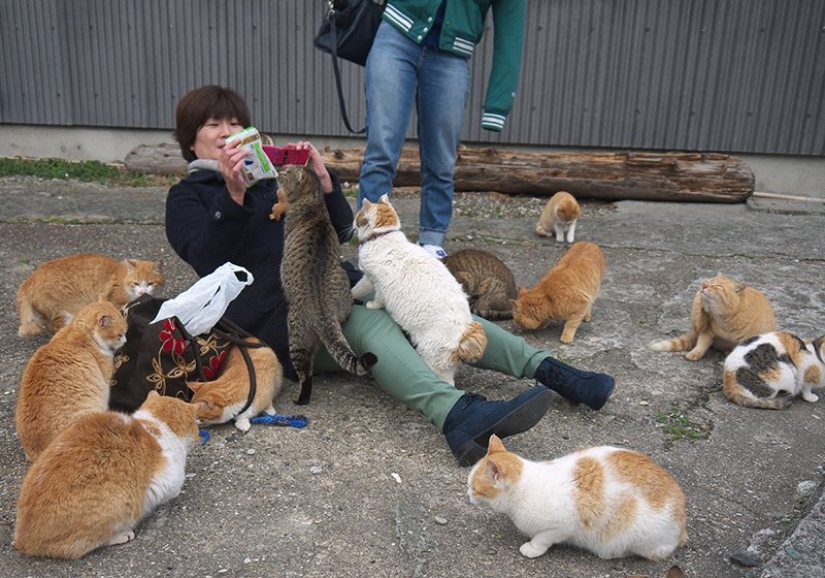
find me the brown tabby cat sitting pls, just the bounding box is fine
[15,299,127,461]
[511,242,605,343]
[277,164,377,404]
[649,274,777,360]
[17,253,164,337]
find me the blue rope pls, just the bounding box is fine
[250,413,309,428]
[198,429,211,445]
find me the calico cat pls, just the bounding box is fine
[468,435,687,561]
[188,339,284,431]
[13,391,199,560]
[511,241,605,343]
[352,195,487,384]
[441,248,518,320]
[535,191,581,243]
[15,299,127,461]
[722,331,825,409]
[17,253,164,337]
[277,164,376,404]
[650,275,777,361]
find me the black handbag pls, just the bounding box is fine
[314,0,386,133]
[110,294,264,414]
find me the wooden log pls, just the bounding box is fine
[125,143,754,203]
[323,147,755,203]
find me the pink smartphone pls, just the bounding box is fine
[263,145,311,167]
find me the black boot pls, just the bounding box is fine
[443,387,554,467]
[534,357,615,410]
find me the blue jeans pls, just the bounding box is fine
[359,21,471,247]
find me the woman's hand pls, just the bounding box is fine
[293,141,334,193]
[219,139,250,205]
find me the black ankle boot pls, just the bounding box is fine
[443,387,553,467]
[534,357,615,410]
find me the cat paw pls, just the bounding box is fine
[519,541,549,558]
[365,300,383,310]
[802,392,819,403]
[234,418,252,432]
[684,349,706,361]
[107,530,135,546]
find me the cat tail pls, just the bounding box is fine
[16,282,42,338]
[320,324,377,378]
[649,332,696,352]
[722,370,792,409]
[454,321,488,364]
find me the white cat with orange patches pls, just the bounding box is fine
[535,191,581,243]
[723,331,825,409]
[468,435,687,561]
[353,194,487,384]
[14,392,200,560]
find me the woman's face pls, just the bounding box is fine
[191,116,243,161]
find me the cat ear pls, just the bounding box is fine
[98,314,112,327]
[517,286,527,296]
[126,259,137,271]
[487,434,507,454]
[146,390,160,399]
[363,199,373,210]
[734,282,746,293]
[487,460,503,482]
[378,193,390,205]
[153,260,164,273]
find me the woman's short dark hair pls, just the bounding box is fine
[174,85,251,162]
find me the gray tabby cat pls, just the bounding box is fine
[441,249,518,320]
[277,164,377,404]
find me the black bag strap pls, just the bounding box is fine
[326,1,366,134]
[212,317,269,416]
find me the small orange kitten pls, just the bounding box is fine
[13,392,200,560]
[189,340,284,432]
[535,191,582,243]
[650,275,776,360]
[17,253,164,337]
[468,435,687,561]
[15,299,127,461]
[511,241,605,343]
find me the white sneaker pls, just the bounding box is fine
[420,244,448,259]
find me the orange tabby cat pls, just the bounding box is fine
[649,274,776,360]
[468,435,687,561]
[535,191,582,243]
[17,253,164,337]
[188,340,284,432]
[511,241,605,343]
[13,391,199,560]
[15,299,127,461]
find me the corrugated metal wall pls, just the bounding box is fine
[1,0,823,155]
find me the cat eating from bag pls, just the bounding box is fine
[16,253,164,338]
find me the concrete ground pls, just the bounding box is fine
[0,176,824,578]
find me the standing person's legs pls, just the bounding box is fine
[415,50,471,249]
[358,22,421,206]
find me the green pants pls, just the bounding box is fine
[314,304,549,431]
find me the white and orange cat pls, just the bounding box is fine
[535,191,581,243]
[650,275,776,360]
[13,391,200,560]
[723,331,825,409]
[15,299,127,461]
[352,194,487,384]
[468,435,687,561]
[188,339,284,432]
[17,253,164,337]
[511,241,605,343]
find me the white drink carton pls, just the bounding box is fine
[225,127,278,186]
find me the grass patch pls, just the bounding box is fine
[0,157,172,187]
[656,410,712,447]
